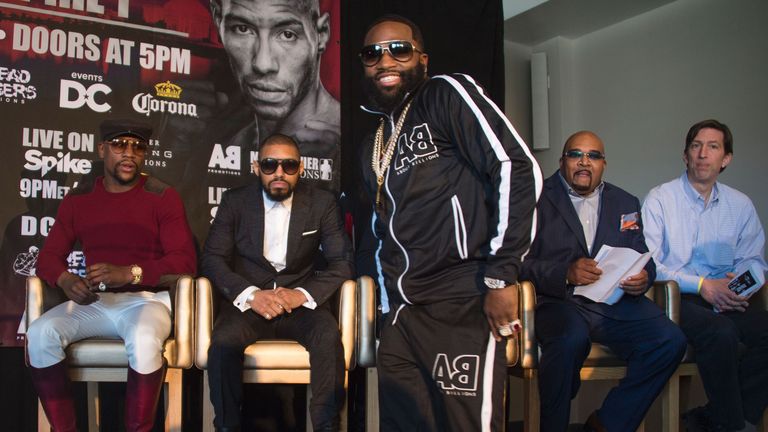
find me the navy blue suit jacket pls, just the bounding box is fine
[521,172,661,320]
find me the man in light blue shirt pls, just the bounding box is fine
[642,119,768,432]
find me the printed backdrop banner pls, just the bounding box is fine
[0,0,341,347]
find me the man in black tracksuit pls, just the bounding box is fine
[358,15,542,431]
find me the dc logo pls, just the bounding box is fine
[208,144,240,170]
[394,123,438,170]
[59,79,111,112]
[432,353,479,392]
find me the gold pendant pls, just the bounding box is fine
[376,177,383,208]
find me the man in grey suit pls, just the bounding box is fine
[201,134,353,432]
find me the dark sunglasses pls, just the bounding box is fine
[563,150,605,161]
[259,158,300,175]
[107,138,148,156]
[358,40,422,66]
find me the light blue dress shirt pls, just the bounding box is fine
[642,172,767,294]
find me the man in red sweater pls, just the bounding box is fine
[27,119,197,432]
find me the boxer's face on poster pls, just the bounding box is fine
[214,0,329,122]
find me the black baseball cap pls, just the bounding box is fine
[99,118,153,142]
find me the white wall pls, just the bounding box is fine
[504,0,768,424]
[508,0,768,250]
[504,40,533,147]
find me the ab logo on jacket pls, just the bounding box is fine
[395,123,439,174]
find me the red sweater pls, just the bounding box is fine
[36,175,197,288]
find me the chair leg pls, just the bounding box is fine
[87,381,100,432]
[38,399,51,432]
[340,372,349,432]
[202,370,215,432]
[758,406,767,432]
[164,368,182,432]
[306,385,313,432]
[662,371,680,432]
[523,370,540,432]
[365,368,379,432]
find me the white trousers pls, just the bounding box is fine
[26,291,171,374]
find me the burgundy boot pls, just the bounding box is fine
[29,361,77,432]
[124,363,167,432]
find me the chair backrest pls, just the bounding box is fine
[170,276,195,369]
[516,281,537,369]
[338,280,357,370]
[356,276,377,368]
[514,279,680,370]
[25,275,195,369]
[195,277,214,370]
[647,279,681,324]
[194,277,357,370]
[755,283,768,311]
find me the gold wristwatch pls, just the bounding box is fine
[130,265,143,285]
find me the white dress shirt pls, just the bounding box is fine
[233,191,317,312]
[560,173,604,254]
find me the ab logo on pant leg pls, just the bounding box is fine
[432,353,479,396]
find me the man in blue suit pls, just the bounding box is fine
[520,131,686,432]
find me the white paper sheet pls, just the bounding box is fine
[573,245,652,305]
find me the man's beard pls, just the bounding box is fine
[362,62,426,113]
[263,178,293,202]
[109,162,139,186]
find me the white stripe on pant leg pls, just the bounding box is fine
[481,332,497,432]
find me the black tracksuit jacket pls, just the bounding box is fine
[360,73,542,309]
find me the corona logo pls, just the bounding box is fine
[154,80,182,99]
[132,93,197,117]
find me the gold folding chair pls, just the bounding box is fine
[664,284,768,432]
[194,277,357,432]
[25,275,195,432]
[509,280,681,432]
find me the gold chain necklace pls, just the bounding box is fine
[371,101,412,208]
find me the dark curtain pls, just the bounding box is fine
[339,0,506,263]
[339,3,506,429]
